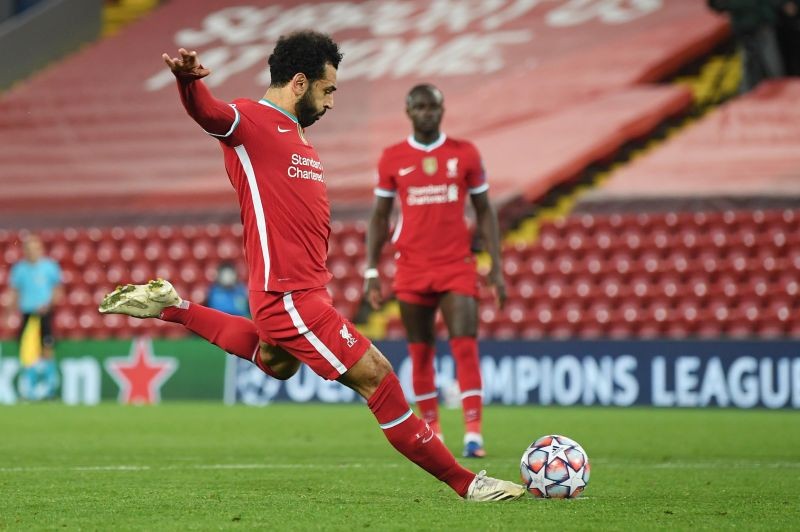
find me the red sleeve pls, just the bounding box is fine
[375,151,396,198]
[176,78,239,139]
[464,142,488,193]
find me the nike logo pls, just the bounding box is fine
[277,126,292,133]
[398,166,415,176]
[421,428,434,444]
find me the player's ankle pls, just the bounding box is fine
[465,420,482,435]
[159,302,188,323]
[464,432,483,445]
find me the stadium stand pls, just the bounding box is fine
[0,220,371,339]
[5,1,797,344]
[1,206,798,341]
[577,79,800,211]
[0,1,727,226]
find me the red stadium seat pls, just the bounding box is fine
[178,263,202,284]
[503,254,523,278]
[118,240,140,263]
[129,261,151,284]
[3,206,797,342]
[508,274,534,302]
[636,250,667,275]
[572,275,596,301]
[167,240,191,262]
[66,286,93,308]
[154,262,177,281]
[523,254,552,277]
[502,300,528,324]
[216,237,242,260]
[143,240,166,262]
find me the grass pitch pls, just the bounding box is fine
[0,404,797,531]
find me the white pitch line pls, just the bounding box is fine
[74,465,151,471]
[0,465,151,473]
[189,463,400,470]
[0,463,400,473]
[652,462,800,470]
[3,461,799,474]
[593,461,800,470]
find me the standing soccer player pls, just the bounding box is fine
[99,32,522,501]
[364,84,505,458]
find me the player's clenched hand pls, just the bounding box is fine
[365,278,383,311]
[488,267,506,310]
[162,48,211,80]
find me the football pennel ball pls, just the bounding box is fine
[520,434,590,499]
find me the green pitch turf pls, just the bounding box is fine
[0,404,797,531]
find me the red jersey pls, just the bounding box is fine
[375,134,488,268]
[178,81,331,292]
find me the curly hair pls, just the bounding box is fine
[268,31,343,86]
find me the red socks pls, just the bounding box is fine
[161,303,260,363]
[367,373,475,497]
[408,342,440,434]
[162,305,477,496]
[450,337,483,435]
[161,303,282,377]
[410,339,484,436]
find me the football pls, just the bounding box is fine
[520,434,590,499]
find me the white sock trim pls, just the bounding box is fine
[414,391,438,401]
[460,389,483,399]
[379,409,413,430]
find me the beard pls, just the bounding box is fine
[296,90,325,128]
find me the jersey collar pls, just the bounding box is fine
[258,99,299,124]
[407,133,447,152]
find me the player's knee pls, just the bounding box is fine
[268,358,301,380]
[339,345,394,398]
[448,325,477,338]
[360,348,393,387]
[446,313,478,338]
[259,343,301,380]
[407,330,436,344]
[371,350,394,382]
[270,366,299,380]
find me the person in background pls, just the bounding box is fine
[776,0,800,76]
[364,84,505,458]
[707,0,787,92]
[8,234,63,400]
[205,261,249,317]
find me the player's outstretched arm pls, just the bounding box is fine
[162,48,210,80]
[364,196,394,310]
[163,48,237,138]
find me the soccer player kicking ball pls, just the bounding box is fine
[365,84,505,458]
[99,31,523,502]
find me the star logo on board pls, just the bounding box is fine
[105,338,178,405]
